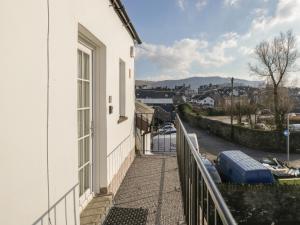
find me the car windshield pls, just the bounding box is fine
[164,130,176,134]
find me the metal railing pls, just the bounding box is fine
[176,115,237,225]
[32,184,78,225]
[135,112,175,154]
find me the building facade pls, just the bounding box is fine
[191,96,215,108]
[0,0,140,224]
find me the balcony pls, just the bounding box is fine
[99,114,236,225]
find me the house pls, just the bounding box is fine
[191,96,215,108]
[0,1,141,225]
[199,96,215,108]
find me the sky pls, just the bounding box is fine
[123,0,300,84]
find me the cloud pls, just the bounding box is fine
[247,0,300,35]
[177,0,185,10]
[224,0,240,7]
[238,46,254,56]
[137,0,300,84]
[136,33,239,76]
[196,0,207,11]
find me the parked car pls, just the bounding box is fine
[163,122,174,127]
[254,123,270,131]
[152,133,176,152]
[260,157,285,169]
[260,157,290,178]
[152,132,197,152]
[202,158,222,184]
[158,124,175,134]
[163,128,176,135]
[216,151,275,184]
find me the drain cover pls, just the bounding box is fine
[103,207,148,225]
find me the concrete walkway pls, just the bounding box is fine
[112,155,185,225]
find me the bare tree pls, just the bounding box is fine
[243,102,258,128]
[249,30,298,130]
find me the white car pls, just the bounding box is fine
[158,124,175,133]
[152,133,176,152]
[152,132,198,152]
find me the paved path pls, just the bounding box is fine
[113,155,185,225]
[184,122,300,168]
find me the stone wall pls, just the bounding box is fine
[181,111,300,153]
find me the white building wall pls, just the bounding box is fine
[0,0,136,224]
[0,1,49,224]
[199,97,215,107]
[77,0,136,190]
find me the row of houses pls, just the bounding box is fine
[191,86,260,108]
[1,1,141,224]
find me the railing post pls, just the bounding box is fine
[191,157,197,225]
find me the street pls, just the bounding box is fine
[183,122,300,168]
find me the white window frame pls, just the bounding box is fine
[119,59,126,117]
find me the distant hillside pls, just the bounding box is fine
[136,76,264,90]
[135,80,155,87]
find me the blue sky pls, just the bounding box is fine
[123,0,300,84]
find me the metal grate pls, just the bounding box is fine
[103,207,148,225]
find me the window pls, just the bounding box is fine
[119,59,126,118]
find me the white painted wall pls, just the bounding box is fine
[77,0,136,189]
[0,0,136,224]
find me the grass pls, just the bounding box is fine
[278,178,300,185]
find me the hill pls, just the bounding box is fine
[136,76,264,90]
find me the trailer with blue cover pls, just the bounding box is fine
[216,151,274,184]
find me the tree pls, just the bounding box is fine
[242,102,258,128]
[249,30,298,130]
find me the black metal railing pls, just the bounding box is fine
[176,115,237,225]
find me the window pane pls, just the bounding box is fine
[84,137,90,164]
[77,50,82,78]
[119,59,126,116]
[84,165,90,191]
[79,169,84,196]
[83,53,90,80]
[78,139,84,167]
[84,109,90,136]
[77,80,82,108]
[78,110,83,138]
[83,81,89,107]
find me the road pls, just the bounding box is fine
[183,122,300,168]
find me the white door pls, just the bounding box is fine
[77,43,93,208]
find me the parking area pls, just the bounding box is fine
[183,122,300,168]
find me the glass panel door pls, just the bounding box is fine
[77,43,93,205]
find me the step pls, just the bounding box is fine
[80,194,113,225]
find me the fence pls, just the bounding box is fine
[176,115,237,225]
